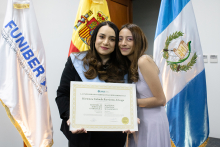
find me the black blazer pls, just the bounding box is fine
[55,57,126,147]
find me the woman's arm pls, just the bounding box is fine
[137,55,166,108]
[55,57,87,134]
[55,57,76,120]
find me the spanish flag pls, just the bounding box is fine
[68,0,111,56]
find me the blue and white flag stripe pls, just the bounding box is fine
[166,70,209,146]
[155,0,190,39]
[154,0,209,146]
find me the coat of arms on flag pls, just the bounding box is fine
[76,10,108,45]
[68,0,111,56]
[162,31,197,72]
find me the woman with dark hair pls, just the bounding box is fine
[55,21,128,147]
[119,24,171,147]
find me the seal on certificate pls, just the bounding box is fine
[122,117,129,124]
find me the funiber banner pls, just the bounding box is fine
[0,0,53,147]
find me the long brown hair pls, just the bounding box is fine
[120,24,148,82]
[82,21,128,83]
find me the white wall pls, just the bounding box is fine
[0,0,80,146]
[133,0,220,139]
[192,0,220,138]
[133,0,161,56]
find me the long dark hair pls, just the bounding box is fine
[83,21,128,82]
[120,24,148,82]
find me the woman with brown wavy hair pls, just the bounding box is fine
[119,24,171,147]
[56,21,128,147]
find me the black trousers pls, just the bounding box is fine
[68,132,126,147]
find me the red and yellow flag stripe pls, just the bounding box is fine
[68,0,111,56]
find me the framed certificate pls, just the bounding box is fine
[70,81,138,131]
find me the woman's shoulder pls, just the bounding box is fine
[69,51,89,66]
[70,51,88,60]
[138,55,154,67]
[138,55,159,74]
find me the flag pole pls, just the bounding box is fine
[24,142,27,147]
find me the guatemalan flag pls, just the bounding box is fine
[153,0,209,147]
[0,0,53,146]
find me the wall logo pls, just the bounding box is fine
[74,10,108,45]
[162,31,197,72]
